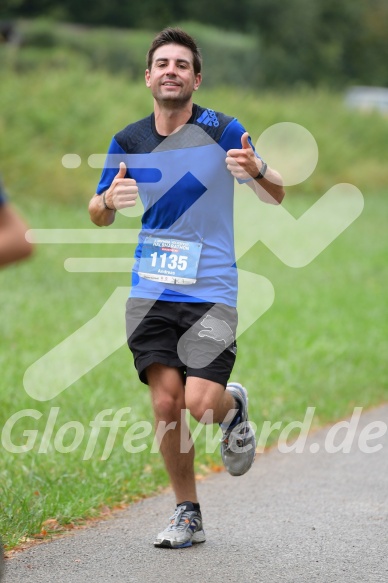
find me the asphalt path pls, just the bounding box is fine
[3,405,388,583]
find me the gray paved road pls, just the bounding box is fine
[3,405,388,583]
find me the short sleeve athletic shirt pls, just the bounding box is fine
[96,104,258,308]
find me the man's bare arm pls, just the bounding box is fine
[0,204,34,267]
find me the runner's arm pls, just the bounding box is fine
[88,193,116,227]
[246,163,285,205]
[0,204,34,267]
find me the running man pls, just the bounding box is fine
[89,27,285,549]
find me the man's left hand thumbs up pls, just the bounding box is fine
[240,131,251,150]
[226,132,258,179]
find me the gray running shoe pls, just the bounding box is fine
[154,504,206,549]
[220,382,256,476]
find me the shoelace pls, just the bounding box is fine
[166,506,196,532]
[221,422,251,450]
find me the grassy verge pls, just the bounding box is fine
[0,64,388,207]
[0,56,387,548]
[0,191,387,548]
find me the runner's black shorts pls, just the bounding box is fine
[126,298,238,387]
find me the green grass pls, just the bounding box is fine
[237,192,388,419]
[0,57,387,549]
[1,193,387,548]
[5,19,260,89]
[1,62,388,206]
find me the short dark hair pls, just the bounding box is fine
[146,27,202,75]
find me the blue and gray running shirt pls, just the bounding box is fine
[96,104,258,307]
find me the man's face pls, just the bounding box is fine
[145,43,202,106]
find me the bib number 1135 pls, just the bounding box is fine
[138,236,202,285]
[150,252,188,271]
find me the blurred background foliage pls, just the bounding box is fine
[0,1,388,205]
[1,0,388,549]
[1,0,388,88]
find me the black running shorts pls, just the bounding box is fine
[126,298,238,386]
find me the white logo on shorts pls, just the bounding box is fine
[198,314,234,346]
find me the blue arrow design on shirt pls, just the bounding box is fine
[142,172,207,230]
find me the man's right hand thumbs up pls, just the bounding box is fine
[116,161,127,179]
[104,161,138,211]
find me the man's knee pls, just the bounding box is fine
[185,389,219,424]
[148,365,185,423]
[152,391,184,423]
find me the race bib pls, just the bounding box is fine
[138,237,202,285]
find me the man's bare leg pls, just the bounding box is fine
[185,376,238,425]
[147,363,198,504]
[186,376,256,477]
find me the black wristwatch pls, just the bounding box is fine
[254,161,267,180]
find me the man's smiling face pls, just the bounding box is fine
[145,43,202,106]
